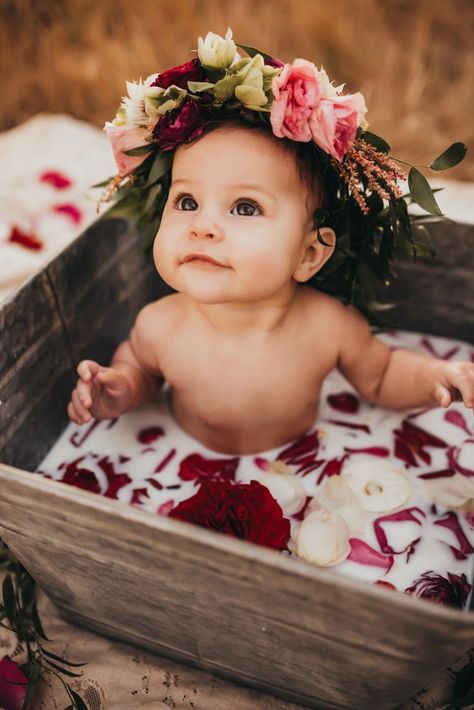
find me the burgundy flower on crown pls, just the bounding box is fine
[169,479,290,551]
[153,98,210,151]
[405,571,472,609]
[178,452,239,484]
[152,58,206,90]
[0,656,28,710]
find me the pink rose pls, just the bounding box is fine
[309,92,367,160]
[0,656,28,710]
[104,123,149,177]
[270,59,322,142]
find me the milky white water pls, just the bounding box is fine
[38,329,474,610]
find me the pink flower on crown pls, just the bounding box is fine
[104,123,149,177]
[270,59,323,142]
[309,93,367,160]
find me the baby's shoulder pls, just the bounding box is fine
[135,293,186,334]
[299,287,351,327]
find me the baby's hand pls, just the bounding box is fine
[68,360,132,424]
[433,361,474,409]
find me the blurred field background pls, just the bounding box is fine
[1,0,473,179]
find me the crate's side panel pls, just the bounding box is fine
[0,469,472,710]
[0,273,73,469]
[46,217,173,366]
[375,221,474,342]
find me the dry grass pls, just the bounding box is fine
[1,0,473,179]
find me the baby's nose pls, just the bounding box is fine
[189,211,222,240]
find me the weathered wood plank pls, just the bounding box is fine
[0,466,472,710]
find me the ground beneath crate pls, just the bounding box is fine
[38,328,474,611]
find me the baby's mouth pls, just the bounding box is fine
[182,254,229,268]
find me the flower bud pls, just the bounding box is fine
[198,27,238,69]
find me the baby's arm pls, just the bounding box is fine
[68,304,164,424]
[335,304,474,410]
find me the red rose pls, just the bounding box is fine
[153,99,209,151]
[169,479,290,551]
[152,58,206,90]
[405,571,472,609]
[0,656,28,710]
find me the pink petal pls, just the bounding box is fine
[348,538,394,572]
[444,410,471,435]
[158,499,175,516]
[373,507,425,554]
[8,225,43,251]
[52,203,82,225]
[434,511,474,555]
[40,170,73,189]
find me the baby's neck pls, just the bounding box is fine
[188,284,300,337]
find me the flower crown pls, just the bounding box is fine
[100,28,466,320]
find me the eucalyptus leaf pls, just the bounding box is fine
[2,574,15,625]
[42,647,87,667]
[146,152,172,187]
[32,602,50,641]
[430,142,467,171]
[408,167,443,216]
[362,131,390,154]
[236,43,273,63]
[68,687,89,710]
[123,144,155,157]
[21,679,38,710]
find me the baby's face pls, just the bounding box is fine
[154,126,315,304]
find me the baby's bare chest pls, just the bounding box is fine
[158,327,334,425]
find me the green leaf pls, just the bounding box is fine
[90,177,113,188]
[32,602,50,641]
[21,680,39,710]
[67,685,89,710]
[2,575,16,625]
[187,81,215,93]
[236,43,274,63]
[430,142,467,171]
[123,144,155,157]
[20,576,35,612]
[362,131,390,154]
[42,648,87,667]
[146,152,172,187]
[408,167,443,216]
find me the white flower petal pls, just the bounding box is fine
[423,473,474,510]
[341,458,412,512]
[295,506,350,566]
[312,475,368,533]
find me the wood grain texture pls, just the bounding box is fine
[0,465,473,710]
[1,218,473,708]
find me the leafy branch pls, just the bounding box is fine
[0,539,88,710]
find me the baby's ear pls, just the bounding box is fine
[293,227,336,282]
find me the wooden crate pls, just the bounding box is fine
[0,217,473,709]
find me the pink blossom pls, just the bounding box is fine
[53,203,82,224]
[270,59,322,142]
[309,93,367,160]
[104,123,149,177]
[0,656,28,710]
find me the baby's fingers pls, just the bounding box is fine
[77,359,101,382]
[71,388,92,423]
[96,368,127,394]
[434,383,452,408]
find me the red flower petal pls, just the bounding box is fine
[374,580,396,590]
[434,511,474,555]
[137,426,165,444]
[130,487,149,505]
[7,225,43,251]
[348,538,394,572]
[39,170,72,189]
[276,431,323,476]
[154,448,176,472]
[373,507,425,555]
[417,468,455,480]
[327,392,360,414]
[447,439,474,477]
[292,495,313,521]
[326,419,370,433]
[344,446,389,457]
[444,410,471,435]
[158,499,175,516]
[178,453,239,484]
[420,337,460,361]
[52,203,82,224]
[316,455,348,485]
[405,571,471,608]
[0,656,29,710]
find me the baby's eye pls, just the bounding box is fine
[231,201,261,217]
[174,195,198,211]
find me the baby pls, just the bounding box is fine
[68,120,474,455]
